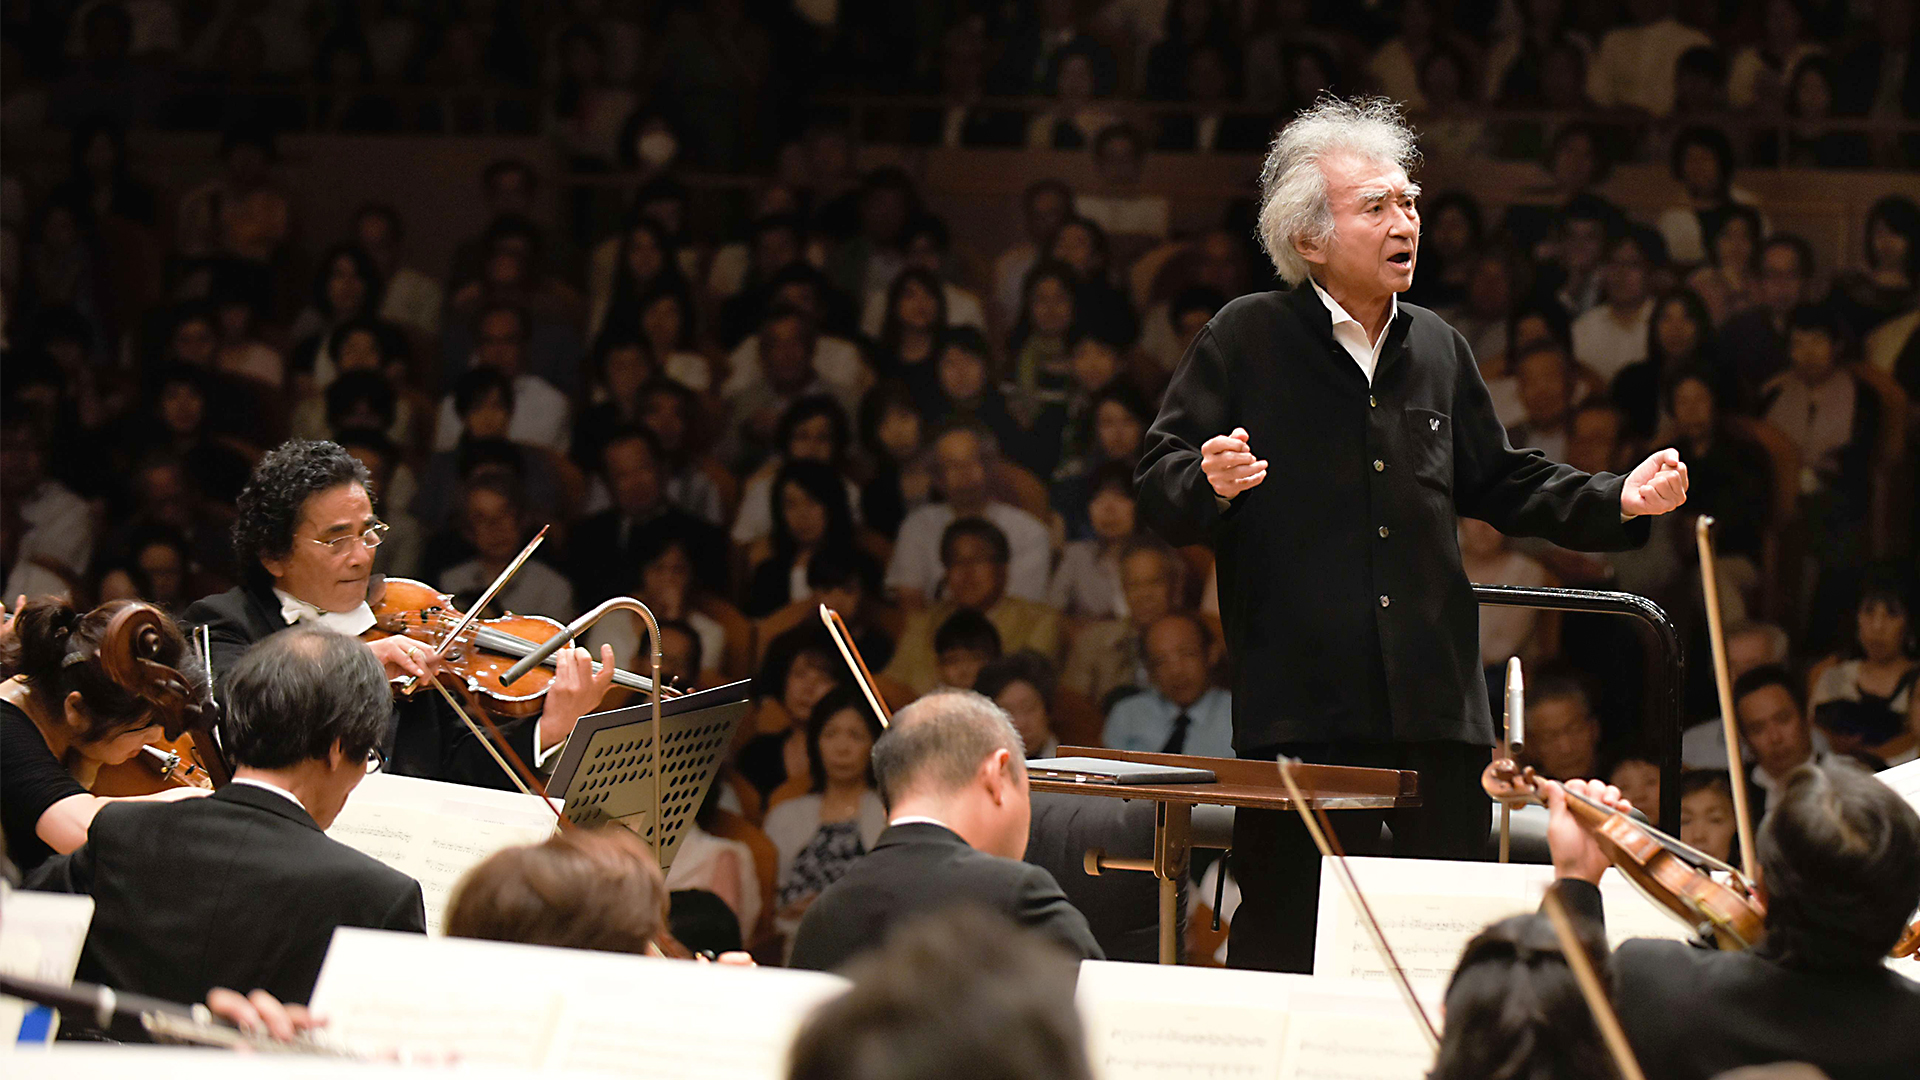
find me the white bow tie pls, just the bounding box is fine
[273,589,377,637]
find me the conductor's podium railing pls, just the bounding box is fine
[1471,584,1684,830]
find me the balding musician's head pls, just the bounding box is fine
[873,690,1031,860]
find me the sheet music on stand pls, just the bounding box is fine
[0,888,94,1045]
[324,772,562,935]
[545,681,751,871]
[20,1046,531,1079]
[1874,759,1920,984]
[1312,856,1690,992]
[1074,959,1438,1080]
[309,928,847,1078]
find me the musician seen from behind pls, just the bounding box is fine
[787,690,1102,972]
[1543,762,1920,1080]
[185,439,613,789]
[29,630,428,1007]
[1135,96,1690,972]
[1,599,211,877]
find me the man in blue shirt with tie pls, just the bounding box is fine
[1102,612,1234,758]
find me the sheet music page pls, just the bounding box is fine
[1077,961,1437,1080]
[24,1045,534,1080]
[1278,1012,1431,1080]
[1875,757,1920,810]
[0,889,93,983]
[1314,857,1688,990]
[0,890,95,1043]
[324,772,560,933]
[311,928,848,1076]
[549,962,846,1079]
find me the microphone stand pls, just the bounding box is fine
[501,597,666,862]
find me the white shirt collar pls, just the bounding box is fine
[1309,278,1397,383]
[888,814,955,831]
[229,776,310,814]
[273,587,376,637]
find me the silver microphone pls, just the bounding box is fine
[1504,656,1525,755]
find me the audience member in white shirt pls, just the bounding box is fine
[886,427,1052,608]
[0,422,93,602]
[1572,234,1658,384]
[1584,1,1712,116]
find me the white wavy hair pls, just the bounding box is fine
[1256,96,1422,287]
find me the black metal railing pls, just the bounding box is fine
[1471,584,1685,829]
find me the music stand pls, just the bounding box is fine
[545,680,752,871]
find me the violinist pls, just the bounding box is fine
[184,439,612,788]
[1542,762,1920,1080]
[1,598,210,877]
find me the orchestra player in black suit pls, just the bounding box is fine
[1543,762,1920,1080]
[30,630,427,1006]
[788,690,1102,972]
[184,439,612,789]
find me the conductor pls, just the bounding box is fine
[1136,97,1690,972]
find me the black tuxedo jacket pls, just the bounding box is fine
[1556,879,1920,1080]
[1138,287,1646,750]
[28,783,425,1005]
[183,582,539,789]
[787,822,1102,972]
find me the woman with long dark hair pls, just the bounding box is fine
[1611,288,1716,440]
[873,267,949,408]
[1,598,210,875]
[744,461,877,618]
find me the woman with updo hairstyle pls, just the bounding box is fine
[1,598,210,875]
[1428,911,1615,1080]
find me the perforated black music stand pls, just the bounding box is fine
[544,680,752,870]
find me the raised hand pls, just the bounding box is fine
[1621,448,1689,518]
[1201,427,1267,499]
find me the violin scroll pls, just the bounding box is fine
[1482,757,1544,806]
[97,603,209,738]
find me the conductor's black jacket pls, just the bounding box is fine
[1137,287,1648,751]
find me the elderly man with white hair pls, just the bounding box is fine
[1136,97,1690,972]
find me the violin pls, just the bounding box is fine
[1481,758,1767,950]
[364,577,674,718]
[88,735,215,795]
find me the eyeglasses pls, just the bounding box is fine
[307,523,390,555]
[365,746,388,775]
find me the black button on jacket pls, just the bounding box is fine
[1137,287,1649,750]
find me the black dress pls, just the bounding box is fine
[1,700,88,876]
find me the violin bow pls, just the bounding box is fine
[1695,515,1759,875]
[820,604,891,727]
[398,524,550,694]
[1541,888,1650,1080]
[1277,757,1441,1052]
[430,677,567,827]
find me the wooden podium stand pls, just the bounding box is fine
[1029,747,1421,964]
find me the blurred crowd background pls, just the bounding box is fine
[2,0,1916,959]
